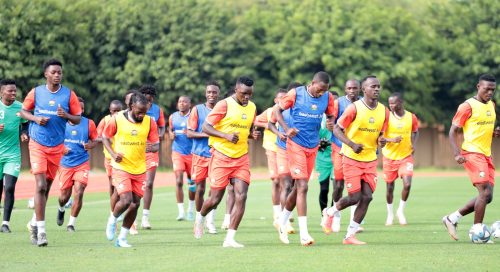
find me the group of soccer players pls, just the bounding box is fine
[0,57,497,248]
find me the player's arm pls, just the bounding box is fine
[333,104,363,153]
[102,116,123,162]
[275,89,298,137]
[186,106,208,139]
[20,121,29,142]
[254,109,269,129]
[84,120,98,150]
[249,111,261,140]
[325,93,338,131]
[449,103,471,164]
[146,119,160,153]
[58,91,82,125]
[20,89,50,125]
[167,115,175,140]
[377,108,390,148]
[410,114,419,153]
[157,108,166,139]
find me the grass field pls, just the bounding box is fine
[1,174,499,272]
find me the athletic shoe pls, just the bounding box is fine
[37,232,48,247]
[385,214,394,226]
[285,222,296,234]
[57,209,65,226]
[332,213,341,233]
[343,235,366,245]
[129,223,138,235]
[278,225,289,244]
[206,221,217,234]
[187,211,195,221]
[1,224,11,233]
[223,239,244,248]
[106,220,117,241]
[115,238,132,248]
[29,224,38,245]
[487,239,495,244]
[442,215,458,241]
[176,214,185,221]
[67,225,76,232]
[194,221,204,239]
[321,208,333,235]
[300,234,315,246]
[141,217,151,229]
[397,210,407,225]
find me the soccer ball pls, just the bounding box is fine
[491,221,500,239]
[468,224,491,244]
[27,197,35,209]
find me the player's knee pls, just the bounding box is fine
[403,183,411,191]
[485,192,493,204]
[361,194,373,203]
[235,192,247,202]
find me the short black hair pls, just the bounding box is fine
[479,74,496,83]
[276,88,287,96]
[138,85,157,97]
[361,75,377,86]
[287,82,302,91]
[0,79,16,88]
[313,71,330,84]
[110,100,123,107]
[129,92,149,108]
[43,59,63,71]
[389,92,403,101]
[206,80,221,89]
[236,76,254,87]
[77,97,84,103]
[124,89,139,101]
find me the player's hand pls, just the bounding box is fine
[20,133,29,142]
[226,132,239,144]
[36,116,50,126]
[168,130,175,140]
[326,119,334,131]
[83,142,94,150]
[349,142,363,153]
[286,128,299,138]
[251,129,261,139]
[494,126,500,137]
[57,104,67,118]
[146,143,153,153]
[63,147,71,155]
[393,136,402,143]
[277,132,287,141]
[114,152,124,163]
[378,136,387,148]
[0,123,4,133]
[454,154,466,164]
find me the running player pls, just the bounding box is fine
[322,75,389,245]
[316,115,334,216]
[20,59,82,246]
[56,97,98,232]
[193,76,260,248]
[138,85,166,229]
[443,74,498,241]
[0,79,29,233]
[103,93,159,247]
[274,72,336,246]
[382,92,419,226]
[169,96,195,221]
[187,81,221,234]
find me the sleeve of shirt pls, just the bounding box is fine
[157,108,166,127]
[205,100,227,126]
[88,120,98,141]
[452,102,472,128]
[22,89,36,111]
[187,106,199,131]
[337,104,357,129]
[96,118,106,136]
[381,108,390,132]
[411,113,419,132]
[68,91,82,116]
[325,93,337,118]
[278,89,296,110]
[148,118,160,143]
[102,116,118,138]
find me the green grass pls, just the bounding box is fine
[2,175,499,272]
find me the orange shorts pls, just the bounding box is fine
[172,151,192,175]
[104,158,112,177]
[343,156,378,194]
[112,169,146,197]
[383,155,414,183]
[462,152,495,186]
[58,161,90,190]
[29,140,64,180]
[208,150,250,189]
[286,139,318,180]
[265,149,278,179]
[191,154,211,183]
[146,152,159,171]
[331,145,344,181]
[276,147,291,176]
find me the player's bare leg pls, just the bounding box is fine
[221,184,234,230]
[195,187,225,239]
[141,168,156,229]
[223,178,249,248]
[66,183,86,231]
[33,174,53,246]
[187,173,196,221]
[396,176,412,225]
[385,182,395,226]
[175,171,185,220]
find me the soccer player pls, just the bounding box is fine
[316,114,334,216]
[56,97,98,232]
[138,85,166,229]
[382,93,419,226]
[0,79,29,233]
[187,81,221,234]
[274,72,336,246]
[169,96,195,221]
[193,76,260,248]
[443,74,498,241]
[322,75,389,245]
[253,89,287,224]
[103,93,159,247]
[20,59,82,246]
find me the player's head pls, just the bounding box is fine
[388,92,404,113]
[205,80,221,105]
[129,92,149,122]
[109,100,123,116]
[330,90,339,100]
[287,82,302,91]
[344,79,360,100]
[361,75,380,100]
[43,59,63,85]
[235,76,254,106]
[138,84,157,107]
[476,74,496,102]
[177,95,191,112]
[78,97,85,113]
[124,89,139,110]
[310,71,330,97]
[274,88,287,104]
[0,79,17,104]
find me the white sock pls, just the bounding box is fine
[226,229,236,241]
[350,205,357,221]
[448,211,463,224]
[108,215,118,224]
[398,200,406,213]
[36,221,46,234]
[143,209,150,218]
[207,209,216,224]
[30,213,37,226]
[59,206,65,212]
[280,209,292,227]
[68,216,77,226]
[345,220,360,238]
[2,221,9,226]
[387,203,394,216]
[223,213,230,224]
[298,216,309,237]
[196,212,205,224]
[118,227,129,240]
[177,203,185,215]
[327,204,339,217]
[273,205,281,219]
[188,200,195,213]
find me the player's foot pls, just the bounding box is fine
[300,234,315,246]
[129,223,138,235]
[385,214,394,226]
[106,220,117,241]
[343,235,366,245]
[356,226,364,233]
[396,210,407,225]
[206,221,217,234]
[442,216,458,241]
[37,232,48,247]
[115,238,132,248]
[277,225,289,244]
[285,222,295,234]
[223,239,244,248]
[186,211,194,221]
[29,224,38,245]
[67,225,76,232]
[321,208,333,235]
[1,224,11,233]
[194,221,204,239]
[486,239,495,244]
[176,214,185,221]
[141,217,151,229]
[57,209,65,226]
[332,213,341,233]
